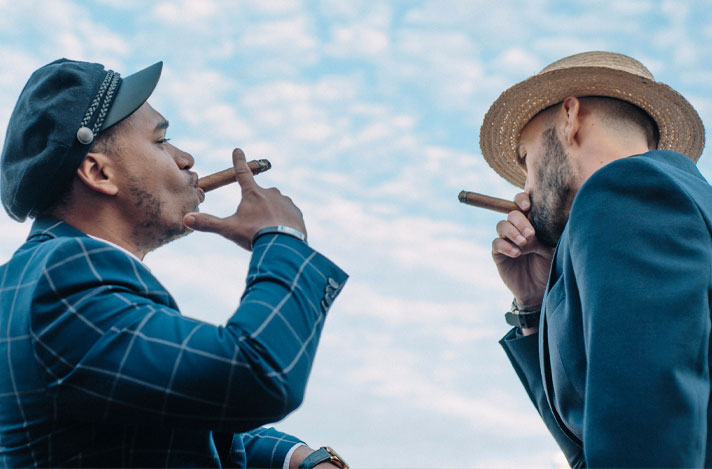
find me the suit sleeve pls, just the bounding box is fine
[500,330,585,466]
[214,427,303,468]
[568,159,711,466]
[30,233,348,433]
[239,427,303,468]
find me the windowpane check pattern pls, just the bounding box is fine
[0,218,347,467]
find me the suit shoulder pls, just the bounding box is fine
[570,153,702,224]
[581,154,684,193]
[27,234,167,302]
[34,235,138,272]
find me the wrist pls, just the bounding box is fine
[252,225,307,249]
[513,296,543,310]
[289,445,314,469]
[505,298,541,330]
[296,446,348,469]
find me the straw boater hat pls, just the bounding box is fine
[479,51,705,188]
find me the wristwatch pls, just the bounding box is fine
[251,225,307,248]
[298,446,349,469]
[504,298,541,329]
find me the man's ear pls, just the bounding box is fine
[560,96,583,148]
[75,152,119,196]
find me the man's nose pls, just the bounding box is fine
[170,144,194,170]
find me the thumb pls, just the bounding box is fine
[183,212,227,235]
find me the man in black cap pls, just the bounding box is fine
[0,59,349,469]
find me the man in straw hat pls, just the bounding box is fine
[485,51,712,466]
[0,59,349,468]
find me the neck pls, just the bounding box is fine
[571,125,650,189]
[57,203,149,260]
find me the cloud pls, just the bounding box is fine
[239,0,303,15]
[145,235,251,325]
[494,47,542,74]
[338,282,500,328]
[611,0,654,14]
[238,77,361,146]
[151,0,218,25]
[323,4,392,58]
[2,2,710,466]
[339,329,546,438]
[242,16,317,52]
[0,222,32,262]
[0,49,43,134]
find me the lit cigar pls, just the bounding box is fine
[458,190,518,214]
[198,159,272,192]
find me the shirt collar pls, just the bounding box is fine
[87,234,150,270]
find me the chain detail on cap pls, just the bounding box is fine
[92,72,120,134]
[76,69,121,145]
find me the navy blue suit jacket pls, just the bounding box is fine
[501,151,712,467]
[0,219,347,467]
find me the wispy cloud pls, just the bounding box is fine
[3,1,712,466]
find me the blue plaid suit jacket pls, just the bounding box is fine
[0,218,347,467]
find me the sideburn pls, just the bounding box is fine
[529,127,575,248]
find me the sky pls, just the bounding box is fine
[1,0,712,467]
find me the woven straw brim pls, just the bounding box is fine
[480,66,705,188]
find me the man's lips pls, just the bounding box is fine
[190,172,205,203]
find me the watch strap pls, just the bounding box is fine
[505,299,541,329]
[298,446,349,469]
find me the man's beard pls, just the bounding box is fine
[529,127,576,248]
[128,178,193,253]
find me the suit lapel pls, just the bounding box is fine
[539,231,583,447]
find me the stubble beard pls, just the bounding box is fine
[127,178,194,253]
[528,127,576,248]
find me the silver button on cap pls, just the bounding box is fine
[76,126,94,144]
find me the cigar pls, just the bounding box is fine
[458,190,518,214]
[198,159,272,192]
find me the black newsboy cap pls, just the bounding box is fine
[0,58,162,221]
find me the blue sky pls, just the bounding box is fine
[2,1,712,466]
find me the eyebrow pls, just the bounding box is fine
[155,119,169,132]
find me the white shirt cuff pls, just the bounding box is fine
[284,443,306,469]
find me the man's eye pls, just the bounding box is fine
[518,154,527,169]
[158,138,171,145]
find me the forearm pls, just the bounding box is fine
[238,428,344,469]
[500,329,585,465]
[40,234,347,431]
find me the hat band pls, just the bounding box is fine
[76,70,121,145]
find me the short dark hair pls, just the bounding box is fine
[581,96,660,150]
[532,96,659,151]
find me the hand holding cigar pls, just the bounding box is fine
[458,190,518,214]
[185,150,305,251]
[198,159,272,192]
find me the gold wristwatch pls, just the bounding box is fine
[297,446,349,469]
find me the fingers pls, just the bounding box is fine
[493,210,552,260]
[183,212,227,236]
[232,148,258,195]
[514,192,531,211]
[493,194,536,259]
[497,211,534,243]
[492,236,521,258]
